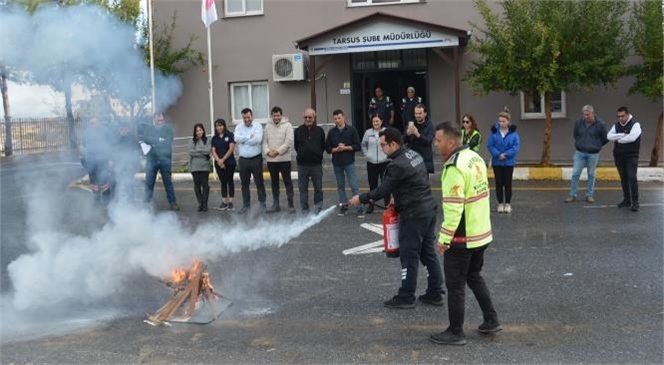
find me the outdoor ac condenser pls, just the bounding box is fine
[272,53,306,82]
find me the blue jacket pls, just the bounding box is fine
[487,123,520,167]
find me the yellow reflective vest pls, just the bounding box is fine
[438,146,492,248]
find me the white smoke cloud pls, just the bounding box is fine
[7,202,334,311]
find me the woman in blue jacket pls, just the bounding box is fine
[487,111,520,214]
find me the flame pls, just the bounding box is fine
[170,268,188,284]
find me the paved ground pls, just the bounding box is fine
[1,153,663,364]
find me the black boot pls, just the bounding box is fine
[195,187,203,211]
[365,203,374,214]
[202,185,209,212]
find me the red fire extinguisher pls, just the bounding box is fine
[383,204,400,258]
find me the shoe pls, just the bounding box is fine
[631,202,639,212]
[266,204,281,213]
[430,329,467,345]
[170,203,180,211]
[497,203,504,213]
[504,203,512,213]
[288,206,296,214]
[617,200,631,208]
[585,196,595,203]
[337,206,348,216]
[383,296,415,309]
[219,202,228,210]
[197,204,204,212]
[226,202,234,211]
[478,319,503,334]
[418,293,444,306]
[259,203,267,214]
[357,210,365,219]
[564,196,576,203]
[365,204,374,214]
[301,209,310,215]
[314,204,323,215]
[237,206,250,214]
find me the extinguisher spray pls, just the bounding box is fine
[382,204,400,258]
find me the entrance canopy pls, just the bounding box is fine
[295,12,470,55]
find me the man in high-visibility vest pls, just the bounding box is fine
[430,121,501,346]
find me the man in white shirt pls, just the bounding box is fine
[234,108,266,214]
[607,106,642,212]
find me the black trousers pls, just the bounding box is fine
[493,166,514,203]
[444,245,498,334]
[239,155,266,207]
[615,155,639,203]
[191,170,209,197]
[267,161,294,207]
[397,210,444,303]
[367,161,390,205]
[215,163,235,198]
[297,163,323,210]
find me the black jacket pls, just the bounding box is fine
[359,146,437,218]
[325,124,361,166]
[404,119,434,173]
[294,124,326,165]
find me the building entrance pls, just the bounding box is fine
[349,50,428,137]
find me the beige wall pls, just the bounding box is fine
[155,0,663,164]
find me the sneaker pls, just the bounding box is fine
[337,206,348,216]
[585,196,595,203]
[617,200,631,208]
[504,203,512,214]
[219,202,228,210]
[226,202,234,211]
[383,296,415,309]
[564,196,576,203]
[170,203,180,211]
[430,329,467,345]
[266,205,281,213]
[418,293,444,306]
[478,319,503,334]
[357,210,365,219]
[631,202,639,212]
[314,204,323,215]
[237,205,250,215]
[497,203,504,213]
[288,206,296,214]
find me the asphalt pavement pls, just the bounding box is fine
[1,153,662,364]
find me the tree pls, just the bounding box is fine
[466,0,629,165]
[629,0,663,167]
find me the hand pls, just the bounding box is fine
[437,243,450,255]
[349,195,361,206]
[499,153,506,160]
[270,149,279,157]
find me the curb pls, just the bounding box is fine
[487,167,663,182]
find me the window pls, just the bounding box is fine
[225,0,263,17]
[520,90,566,119]
[230,82,269,124]
[348,0,423,7]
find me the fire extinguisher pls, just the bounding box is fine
[382,204,400,258]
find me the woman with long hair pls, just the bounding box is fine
[189,123,212,211]
[461,113,482,152]
[487,110,520,214]
[211,118,237,210]
[361,114,390,213]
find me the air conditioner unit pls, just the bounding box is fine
[272,53,305,82]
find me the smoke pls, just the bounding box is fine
[0,3,182,114]
[7,201,334,311]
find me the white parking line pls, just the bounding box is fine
[343,223,385,255]
[584,203,663,209]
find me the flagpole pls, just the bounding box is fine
[207,25,214,134]
[147,0,156,115]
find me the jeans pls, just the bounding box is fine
[397,210,444,303]
[444,245,498,334]
[333,162,360,202]
[297,164,323,211]
[615,155,639,203]
[492,166,514,204]
[144,158,176,204]
[569,150,600,198]
[239,155,266,207]
[267,161,294,207]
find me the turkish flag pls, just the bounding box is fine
[201,0,218,28]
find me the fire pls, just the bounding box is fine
[170,268,187,284]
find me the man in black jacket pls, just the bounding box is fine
[350,127,444,309]
[326,109,364,217]
[294,108,326,214]
[404,104,435,174]
[607,106,642,211]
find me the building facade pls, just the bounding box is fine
[155,0,662,164]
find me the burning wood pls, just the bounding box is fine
[145,259,231,326]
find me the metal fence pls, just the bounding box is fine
[1,117,83,156]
